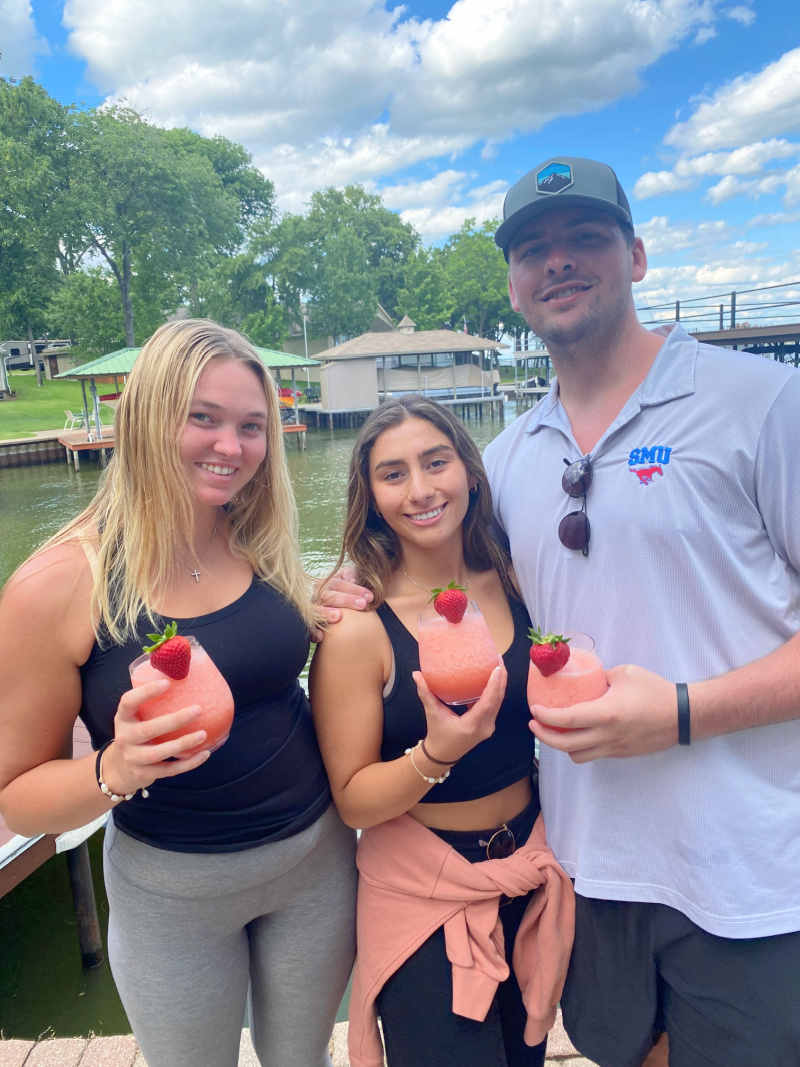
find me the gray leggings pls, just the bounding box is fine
[103,804,357,1067]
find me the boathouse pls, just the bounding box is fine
[304,319,507,426]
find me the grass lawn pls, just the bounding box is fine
[0,372,111,440]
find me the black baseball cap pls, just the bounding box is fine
[495,156,633,255]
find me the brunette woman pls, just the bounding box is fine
[311,396,573,1067]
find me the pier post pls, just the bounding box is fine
[65,842,104,969]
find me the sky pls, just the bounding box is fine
[2,0,800,329]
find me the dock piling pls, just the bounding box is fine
[65,842,104,970]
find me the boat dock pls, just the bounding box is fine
[0,423,309,469]
[0,722,106,972]
[299,394,505,429]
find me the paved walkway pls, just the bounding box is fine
[0,1013,599,1066]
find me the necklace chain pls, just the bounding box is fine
[402,569,471,595]
[190,517,220,582]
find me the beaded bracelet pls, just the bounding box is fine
[405,742,451,785]
[95,740,148,802]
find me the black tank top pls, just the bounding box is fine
[80,579,331,852]
[377,594,537,802]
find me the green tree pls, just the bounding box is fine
[306,228,376,343]
[443,219,526,340]
[267,185,419,342]
[395,247,454,331]
[0,77,69,383]
[164,128,275,238]
[68,106,242,345]
[304,186,418,316]
[192,251,289,348]
[46,268,126,357]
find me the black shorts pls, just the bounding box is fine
[560,895,800,1067]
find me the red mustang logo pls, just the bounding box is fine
[631,465,663,486]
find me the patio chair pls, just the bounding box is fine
[64,410,85,430]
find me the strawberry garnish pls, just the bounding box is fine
[430,581,468,624]
[529,627,571,677]
[143,621,192,680]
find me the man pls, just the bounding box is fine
[481,156,800,1067]
[323,156,800,1066]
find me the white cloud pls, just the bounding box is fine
[633,50,800,210]
[632,211,800,328]
[693,26,717,45]
[377,170,506,241]
[704,172,784,204]
[0,0,48,77]
[62,0,722,210]
[635,253,800,319]
[634,139,799,199]
[634,170,696,198]
[723,6,755,26]
[746,211,800,227]
[783,163,800,207]
[636,214,732,255]
[255,128,473,215]
[664,47,800,153]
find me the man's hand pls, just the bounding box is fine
[311,565,373,638]
[530,664,679,762]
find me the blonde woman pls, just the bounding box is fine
[0,321,356,1067]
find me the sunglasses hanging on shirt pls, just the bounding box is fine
[559,455,592,557]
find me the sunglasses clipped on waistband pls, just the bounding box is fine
[559,454,592,557]
[480,824,516,907]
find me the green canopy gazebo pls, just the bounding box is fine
[56,345,320,439]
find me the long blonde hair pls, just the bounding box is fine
[38,319,319,640]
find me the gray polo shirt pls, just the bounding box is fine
[484,323,800,938]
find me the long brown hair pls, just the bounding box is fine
[328,395,512,607]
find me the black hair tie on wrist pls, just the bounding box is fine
[677,682,691,746]
[95,738,114,787]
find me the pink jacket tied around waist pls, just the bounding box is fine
[347,812,575,1067]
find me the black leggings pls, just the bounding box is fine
[375,793,547,1067]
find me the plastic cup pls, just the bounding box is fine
[129,636,234,756]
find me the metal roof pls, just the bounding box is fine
[313,328,508,361]
[55,345,319,380]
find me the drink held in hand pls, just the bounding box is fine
[527,629,607,730]
[129,623,234,756]
[418,599,500,706]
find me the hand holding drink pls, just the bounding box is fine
[528,629,607,731]
[129,622,235,756]
[417,584,500,706]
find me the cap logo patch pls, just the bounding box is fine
[536,162,573,195]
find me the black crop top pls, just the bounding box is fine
[377,595,537,802]
[80,579,331,852]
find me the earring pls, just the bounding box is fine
[469,484,478,494]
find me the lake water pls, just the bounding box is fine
[0,406,522,1038]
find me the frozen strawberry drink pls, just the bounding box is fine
[418,601,500,705]
[129,635,234,756]
[528,630,607,729]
